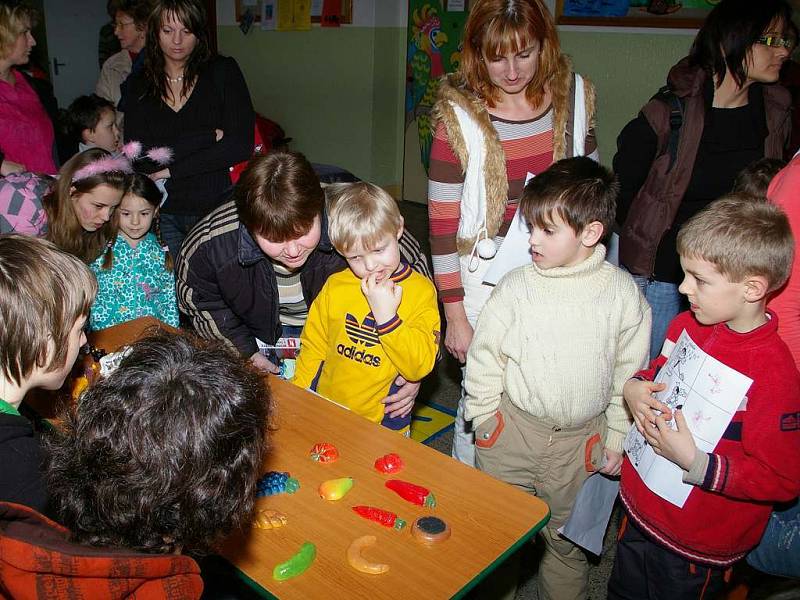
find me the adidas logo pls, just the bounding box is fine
[344,312,379,347]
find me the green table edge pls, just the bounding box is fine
[232,510,550,599]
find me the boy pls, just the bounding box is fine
[464,156,651,600]
[609,197,800,599]
[292,182,440,433]
[732,157,787,199]
[0,331,269,598]
[0,234,97,512]
[65,94,120,154]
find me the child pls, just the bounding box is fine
[609,197,800,599]
[0,234,97,513]
[732,157,787,199]
[90,172,178,330]
[65,94,120,154]
[464,156,651,600]
[292,182,440,434]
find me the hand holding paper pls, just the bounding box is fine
[623,378,669,433]
[646,410,698,471]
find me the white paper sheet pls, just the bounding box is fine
[623,329,753,507]
[558,472,619,555]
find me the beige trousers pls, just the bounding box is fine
[475,397,607,600]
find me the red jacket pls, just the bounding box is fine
[0,502,203,599]
[620,311,800,566]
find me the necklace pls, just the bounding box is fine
[166,74,184,83]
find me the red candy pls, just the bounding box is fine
[373,453,404,474]
[309,442,339,463]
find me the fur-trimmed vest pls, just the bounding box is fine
[432,56,597,255]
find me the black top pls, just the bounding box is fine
[121,55,255,217]
[615,89,765,283]
[0,406,47,513]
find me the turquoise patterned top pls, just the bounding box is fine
[89,233,179,330]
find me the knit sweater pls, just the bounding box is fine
[620,310,800,566]
[464,245,650,452]
[293,263,440,430]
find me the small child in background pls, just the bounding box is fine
[292,182,440,434]
[464,157,651,600]
[610,197,800,599]
[89,172,178,330]
[732,157,787,199]
[0,234,97,513]
[64,94,120,154]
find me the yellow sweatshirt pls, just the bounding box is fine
[293,264,440,430]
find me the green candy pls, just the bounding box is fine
[272,541,316,581]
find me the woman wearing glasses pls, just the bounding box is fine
[96,0,150,111]
[614,0,793,359]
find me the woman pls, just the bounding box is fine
[0,1,58,175]
[96,0,149,111]
[428,0,597,467]
[122,0,254,258]
[0,148,128,262]
[615,0,792,359]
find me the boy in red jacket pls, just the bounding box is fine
[609,196,800,599]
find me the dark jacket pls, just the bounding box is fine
[0,502,202,599]
[0,408,47,514]
[616,58,791,277]
[176,201,347,356]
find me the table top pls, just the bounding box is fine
[90,318,551,600]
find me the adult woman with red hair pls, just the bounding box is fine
[428,0,598,467]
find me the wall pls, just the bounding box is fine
[216,1,407,193]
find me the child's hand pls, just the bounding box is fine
[645,410,697,471]
[250,351,280,375]
[623,378,669,433]
[361,273,402,325]
[598,448,623,476]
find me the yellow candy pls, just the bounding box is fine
[254,509,288,530]
[318,477,354,501]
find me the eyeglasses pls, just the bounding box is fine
[757,35,796,49]
[113,20,135,30]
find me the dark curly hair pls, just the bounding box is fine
[45,330,270,555]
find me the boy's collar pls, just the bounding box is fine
[389,261,412,283]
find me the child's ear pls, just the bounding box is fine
[82,127,95,144]
[743,274,769,303]
[581,221,604,247]
[396,217,405,241]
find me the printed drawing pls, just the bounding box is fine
[707,372,722,395]
[665,341,700,383]
[691,409,712,428]
[626,434,648,468]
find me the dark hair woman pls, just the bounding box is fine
[615,0,793,360]
[121,0,255,258]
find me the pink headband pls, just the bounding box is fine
[71,142,173,183]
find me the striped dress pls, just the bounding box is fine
[428,111,555,302]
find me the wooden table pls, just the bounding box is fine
[90,318,551,600]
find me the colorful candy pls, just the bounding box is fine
[256,471,300,498]
[253,509,288,530]
[352,506,406,531]
[318,477,354,501]
[373,453,404,474]
[347,535,390,575]
[385,479,436,508]
[309,442,339,463]
[273,541,316,581]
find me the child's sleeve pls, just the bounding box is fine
[605,286,652,453]
[158,266,180,328]
[292,283,331,390]
[376,277,440,382]
[683,366,800,502]
[463,280,513,428]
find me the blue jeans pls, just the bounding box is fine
[159,213,204,260]
[631,276,685,361]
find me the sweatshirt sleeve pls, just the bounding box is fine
[292,282,331,390]
[463,280,513,427]
[374,277,440,382]
[605,282,652,452]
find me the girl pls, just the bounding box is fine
[0,148,129,262]
[90,172,179,330]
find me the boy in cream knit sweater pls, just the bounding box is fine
[464,157,651,600]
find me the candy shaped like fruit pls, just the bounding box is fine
[309,442,339,463]
[318,477,353,501]
[256,471,300,498]
[373,453,404,474]
[254,509,288,530]
[385,479,436,508]
[352,506,406,531]
[273,542,316,580]
[347,535,390,575]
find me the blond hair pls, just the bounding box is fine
[0,234,97,386]
[0,2,37,61]
[326,182,403,254]
[677,195,794,292]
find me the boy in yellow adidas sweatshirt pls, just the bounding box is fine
[292,182,440,433]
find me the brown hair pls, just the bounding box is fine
[520,156,618,237]
[732,157,787,199]
[326,182,403,254]
[677,195,794,292]
[459,0,560,109]
[111,0,152,27]
[0,2,37,61]
[42,148,128,263]
[235,151,324,242]
[0,235,97,387]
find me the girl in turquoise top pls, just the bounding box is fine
[89,173,178,330]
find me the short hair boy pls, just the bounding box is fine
[732,157,787,199]
[610,197,800,599]
[65,94,120,153]
[464,156,651,599]
[292,182,440,433]
[0,234,97,512]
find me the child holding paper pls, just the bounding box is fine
[610,197,800,599]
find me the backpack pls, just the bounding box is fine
[651,85,685,172]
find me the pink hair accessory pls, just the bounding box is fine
[72,156,134,183]
[121,141,143,160]
[146,147,173,165]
